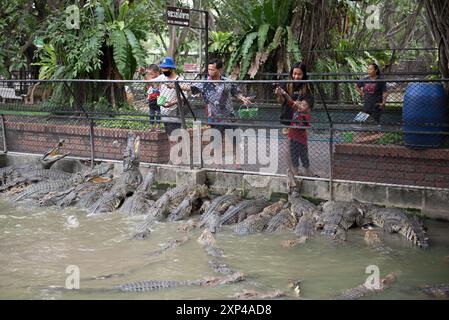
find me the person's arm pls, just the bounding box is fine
[230,82,253,105]
[237,94,253,105]
[379,91,388,109]
[275,86,296,108]
[355,83,364,98]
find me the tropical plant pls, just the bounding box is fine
[221,0,300,79]
[209,31,235,54]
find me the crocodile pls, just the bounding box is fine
[119,169,156,216]
[204,212,221,234]
[335,273,396,300]
[293,212,318,240]
[417,284,449,298]
[208,259,233,274]
[204,245,225,258]
[88,133,143,216]
[220,198,270,226]
[364,205,429,248]
[142,184,209,223]
[197,229,225,257]
[77,181,115,209]
[286,168,318,221]
[288,280,303,297]
[12,162,113,203]
[265,209,297,233]
[364,230,393,255]
[231,289,285,299]
[166,185,209,221]
[113,272,245,292]
[281,238,307,247]
[0,169,74,194]
[234,200,285,235]
[320,201,364,241]
[0,140,68,191]
[199,199,211,215]
[144,236,190,256]
[199,194,241,227]
[131,192,171,240]
[39,174,114,207]
[131,184,209,239]
[177,218,201,233]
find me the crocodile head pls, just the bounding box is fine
[410,216,429,249]
[40,139,69,169]
[123,133,141,172]
[195,184,210,198]
[286,168,301,195]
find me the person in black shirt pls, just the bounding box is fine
[355,62,388,124]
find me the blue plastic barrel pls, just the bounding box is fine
[403,82,447,149]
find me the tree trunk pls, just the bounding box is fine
[424,0,449,79]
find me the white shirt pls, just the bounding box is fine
[154,74,183,117]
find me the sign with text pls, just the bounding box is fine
[166,6,190,27]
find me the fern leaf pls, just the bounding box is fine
[226,45,243,75]
[124,28,144,66]
[266,26,284,55]
[240,46,257,79]
[257,24,270,52]
[99,0,114,23]
[118,0,129,21]
[111,29,128,79]
[241,32,258,58]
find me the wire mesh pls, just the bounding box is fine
[0,77,448,189]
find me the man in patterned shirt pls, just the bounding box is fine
[190,58,252,129]
[185,59,253,168]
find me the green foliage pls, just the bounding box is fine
[32,0,149,80]
[221,0,295,78]
[374,132,404,145]
[209,32,235,53]
[32,44,57,80]
[96,116,150,130]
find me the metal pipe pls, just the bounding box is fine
[174,81,193,169]
[204,10,209,76]
[4,78,448,84]
[89,120,95,169]
[0,114,7,153]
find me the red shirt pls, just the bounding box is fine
[288,111,310,145]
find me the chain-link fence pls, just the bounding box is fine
[1,77,448,189]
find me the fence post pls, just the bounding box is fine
[0,114,7,153]
[329,123,334,201]
[174,81,193,169]
[315,82,334,201]
[63,81,95,168]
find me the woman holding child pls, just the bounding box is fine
[275,61,314,177]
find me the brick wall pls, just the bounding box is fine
[333,143,449,188]
[3,117,170,164]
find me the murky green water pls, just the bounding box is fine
[0,199,448,300]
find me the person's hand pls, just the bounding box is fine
[377,102,385,109]
[292,101,302,110]
[240,96,253,105]
[359,91,364,98]
[274,86,282,95]
[275,86,287,97]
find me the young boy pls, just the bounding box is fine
[145,64,161,129]
[289,99,312,176]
